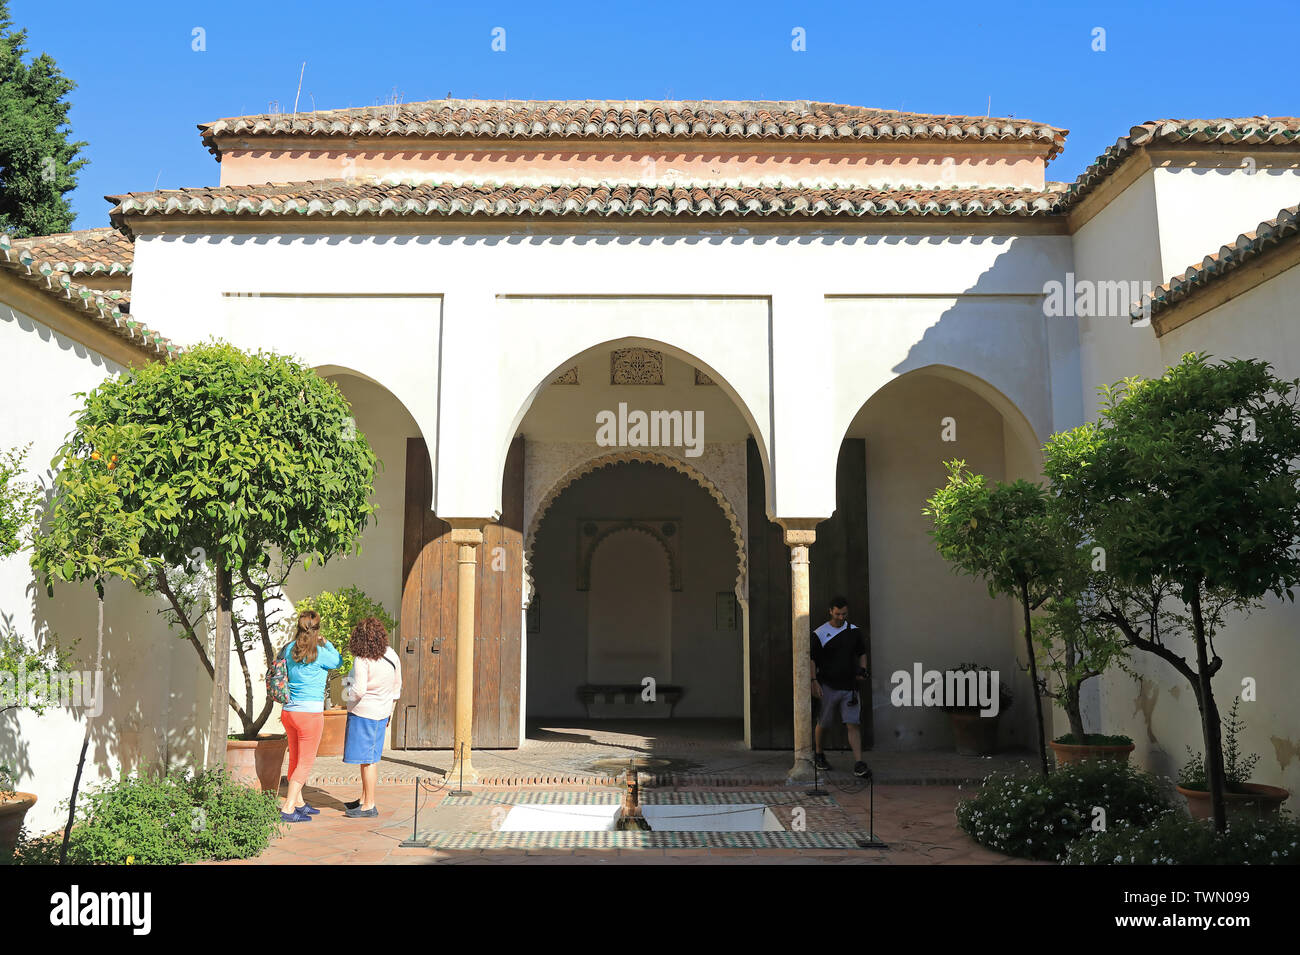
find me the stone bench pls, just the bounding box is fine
[577,684,685,718]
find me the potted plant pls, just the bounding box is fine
[288,587,397,757]
[926,464,1061,777]
[941,663,1013,756]
[0,764,37,861]
[0,618,73,863]
[1176,696,1289,821]
[1036,577,1133,766]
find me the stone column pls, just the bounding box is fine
[782,521,819,781]
[447,520,488,784]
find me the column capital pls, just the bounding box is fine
[777,518,824,548]
[445,517,491,546]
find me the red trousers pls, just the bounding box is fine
[281,710,324,785]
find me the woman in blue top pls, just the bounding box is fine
[279,610,341,822]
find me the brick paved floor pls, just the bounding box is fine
[211,780,1039,865]
[209,721,1042,866]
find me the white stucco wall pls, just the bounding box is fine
[130,228,1075,525]
[1152,166,1300,286]
[0,302,204,833]
[845,372,1036,751]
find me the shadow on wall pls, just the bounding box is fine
[2,547,206,832]
[835,235,1055,753]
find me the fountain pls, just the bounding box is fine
[615,766,652,831]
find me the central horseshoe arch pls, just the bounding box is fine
[523,449,747,608]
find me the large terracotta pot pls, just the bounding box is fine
[1050,740,1135,766]
[318,708,348,757]
[949,711,1000,756]
[1176,783,1290,821]
[226,735,288,792]
[0,793,37,859]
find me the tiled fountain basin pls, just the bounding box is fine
[500,803,782,832]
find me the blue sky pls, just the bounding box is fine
[12,0,1298,231]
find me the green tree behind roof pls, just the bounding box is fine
[0,0,87,237]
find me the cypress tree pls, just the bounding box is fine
[0,0,87,237]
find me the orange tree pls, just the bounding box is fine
[51,341,377,765]
[1045,354,1300,832]
[925,463,1061,778]
[31,422,156,862]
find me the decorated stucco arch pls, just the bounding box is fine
[492,333,774,522]
[312,361,436,482]
[524,449,748,610]
[833,362,1046,478]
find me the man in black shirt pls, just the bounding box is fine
[810,595,870,777]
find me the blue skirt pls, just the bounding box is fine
[342,712,390,764]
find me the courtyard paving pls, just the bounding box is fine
[211,720,1043,865]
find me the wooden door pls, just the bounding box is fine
[747,437,794,749]
[394,436,524,749]
[809,438,872,750]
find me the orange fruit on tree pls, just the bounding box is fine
[90,451,100,460]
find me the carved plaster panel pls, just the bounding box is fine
[610,348,664,385]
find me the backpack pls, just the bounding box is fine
[267,645,291,705]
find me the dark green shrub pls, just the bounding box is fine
[956,760,1175,861]
[10,767,284,865]
[1064,811,1300,865]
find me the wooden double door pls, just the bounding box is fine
[393,436,524,748]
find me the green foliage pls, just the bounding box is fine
[1034,573,1130,733]
[290,586,397,699]
[1044,353,1300,829]
[1063,811,1300,865]
[0,762,15,799]
[56,340,378,576]
[150,553,296,738]
[0,0,87,237]
[0,621,73,716]
[30,423,155,597]
[1179,696,1261,792]
[1046,353,1300,606]
[10,767,284,865]
[924,461,1061,602]
[955,761,1175,861]
[47,341,378,736]
[0,443,40,559]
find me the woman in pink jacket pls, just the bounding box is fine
[340,616,403,818]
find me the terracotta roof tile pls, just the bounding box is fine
[1062,117,1300,209]
[108,178,1065,233]
[9,226,133,278]
[198,98,1067,159]
[1131,204,1300,323]
[0,233,178,359]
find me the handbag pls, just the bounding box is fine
[267,645,291,705]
